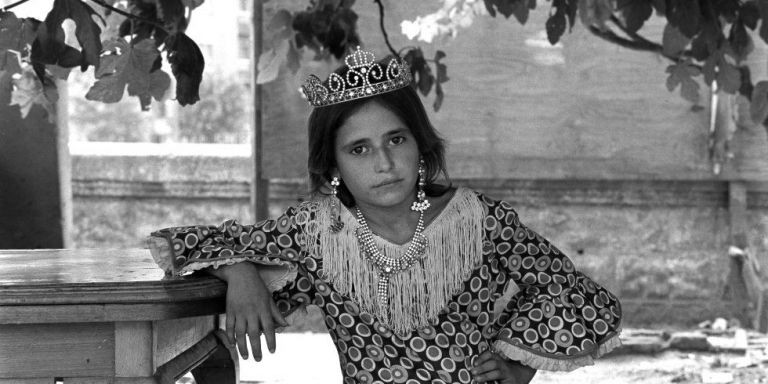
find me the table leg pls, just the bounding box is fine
[191,331,239,384]
[154,330,238,384]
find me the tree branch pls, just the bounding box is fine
[1,0,32,11]
[90,0,168,33]
[373,0,398,58]
[587,24,697,67]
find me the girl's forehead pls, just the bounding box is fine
[337,102,408,139]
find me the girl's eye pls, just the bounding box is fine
[350,145,368,155]
[390,136,406,145]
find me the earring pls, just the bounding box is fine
[410,159,431,212]
[330,177,344,233]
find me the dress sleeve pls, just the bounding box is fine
[481,197,622,372]
[148,206,308,277]
[147,204,318,318]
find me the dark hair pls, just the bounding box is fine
[307,62,450,207]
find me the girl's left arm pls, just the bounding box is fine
[482,197,623,372]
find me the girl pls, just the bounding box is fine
[150,48,622,384]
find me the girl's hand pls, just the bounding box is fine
[472,350,537,384]
[210,262,289,361]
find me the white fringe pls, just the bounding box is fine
[493,331,623,372]
[306,187,486,335]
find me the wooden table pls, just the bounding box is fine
[0,249,237,384]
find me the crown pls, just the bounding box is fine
[300,46,412,107]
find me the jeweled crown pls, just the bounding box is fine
[300,47,412,107]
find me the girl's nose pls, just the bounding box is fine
[374,148,394,172]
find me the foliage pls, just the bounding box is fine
[0,0,205,121]
[256,0,450,110]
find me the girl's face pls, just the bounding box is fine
[333,101,420,210]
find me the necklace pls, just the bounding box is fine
[355,207,428,315]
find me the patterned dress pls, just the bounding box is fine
[150,187,622,383]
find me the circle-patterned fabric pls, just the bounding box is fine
[154,191,622,382]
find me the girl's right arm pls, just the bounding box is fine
[207,261,289,361]
[149,205,315,360]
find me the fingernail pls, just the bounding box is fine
[242,354,248,360]
[269,347,275,353]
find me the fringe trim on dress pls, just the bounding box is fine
[305,187,487,335]
[493,331,623,372]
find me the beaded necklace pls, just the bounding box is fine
[354,207,427,315]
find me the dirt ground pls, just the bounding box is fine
[181,333,768,384]
[533,351,767,384]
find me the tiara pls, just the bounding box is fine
[300,47,412,107]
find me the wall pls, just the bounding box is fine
[71,154,768,328]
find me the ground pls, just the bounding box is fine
[181,332,768,384]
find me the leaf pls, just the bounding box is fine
[712,0,740,23]
[740,2,759,30]
[434,50,449,83]
[668,0,701,38]
[0,12,38,53]
[256,38,289,84]
[662,24,689,58]
[10,65,57,121]
[512,0,536,24]
[434,80,444,111]
[717,59,741,94]
[737,65,752,99]
[728,20,753,62]
[0,50,21,76]
[546,6,567,45]
[86,38,171,109]
[759,0,768,44]
[165,32,205,106]
[157,0,187,34]
[119,1,165,43]
[31,0,103,71]
[750,81,768,124]
[484,0,520,19]
[617,0,652,33]
[690,21,723,61]
[651,0,666,15]
[666,61,701,103]
[268,9,293,31]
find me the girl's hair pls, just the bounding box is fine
[307,61,450,207]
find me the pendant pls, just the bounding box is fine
[378,272,390,316]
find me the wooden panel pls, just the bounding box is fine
[260,2,768,181]
[115,322,153,377]
[0,323,114,378]
[153,315,217,370]
[0,301,225,324]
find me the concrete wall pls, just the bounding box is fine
[71,154,768,328]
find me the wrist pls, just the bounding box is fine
[208,261,260,282]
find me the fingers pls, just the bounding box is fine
[474,350,495,366]
[225,313,236,346]
[234,318,249,360]
[474,369,504,383]
[473,357,500,375]
[248,323,263,361]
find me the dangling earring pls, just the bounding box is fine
[330,176,344,233]
[410,159,431,212]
